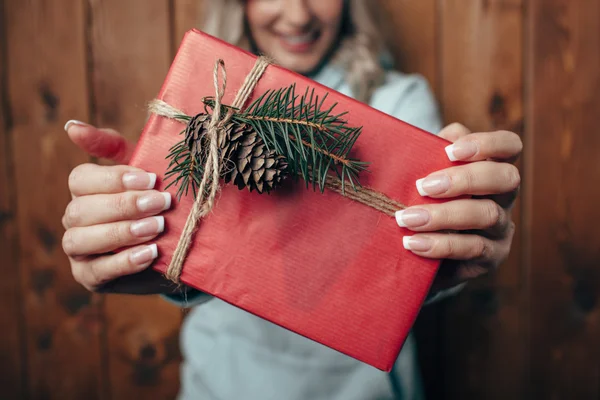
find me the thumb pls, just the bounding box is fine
[438,122,472,143]
[64,120,136,164]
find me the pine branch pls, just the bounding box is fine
[164,132,205,200]
[164,83,368,201]
[202,83,368,193]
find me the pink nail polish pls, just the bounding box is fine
[416,175,451,196]
[130,244,158,267]
[130,216,164,237]
[445,141,478,161]
[123,172,157,190]
[137,192,171,212]
[395,209,430,228]
[403,236,434,252]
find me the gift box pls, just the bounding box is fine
[129,29,455,371]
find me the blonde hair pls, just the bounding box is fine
[200,0,388,103]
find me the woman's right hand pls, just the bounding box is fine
[62,120,177,294]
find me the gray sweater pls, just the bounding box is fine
[165,63,459,400]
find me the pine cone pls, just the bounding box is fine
[184,113,287,194]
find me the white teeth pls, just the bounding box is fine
[283,32,314,45]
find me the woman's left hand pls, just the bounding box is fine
[396,123,522,293]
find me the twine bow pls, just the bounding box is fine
[149,57,406,283]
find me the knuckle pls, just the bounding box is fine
[87,263,104,290]
[448,122,470,134]
[482,200,503,229]
[504,164,521,190]
[508,220,516,234]
[62,229,76,256]
[433,206,452,228]
[462,167,478,192]
[65,200,81,227]
[513,134,523,153]
[70,263,85,285]
[504,130,523,153]
[441,236,456,257]
[68,164,85,192]
[103,168,121,189]
[110,193,134,219]
[473,236,492,260]
[106,223,128,247]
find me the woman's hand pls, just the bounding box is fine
[62,121,178,295]
[396,123,522,293]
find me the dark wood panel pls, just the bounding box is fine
[0,0,26,398]
[527,0,600,398]
[88,0,183,398]
[439,0,526,398]
[5,0,104,398]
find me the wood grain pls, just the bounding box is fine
[5,0,104,398]
[172,0,205,51]
[376,0,439,93]
[527,0,600,398]
[88,0,183,398]
[0,0,26,398]
[439,0,526,398]
[2,1,600,398]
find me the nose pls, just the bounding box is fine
[281,0,312,28]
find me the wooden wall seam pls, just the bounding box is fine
[0,0,28,397]
[521,0,533,398]
[82,1,111,398]
[168,0,178,59]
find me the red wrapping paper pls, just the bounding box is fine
[129,29,455,371]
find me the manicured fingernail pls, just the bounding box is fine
[403,236,434,252]
[445,141,478,161]
[130,216,164,237]
[416,175,451,196]
[137,192,171,212]
[395,208,430,228]
[64,120,89,131]
[130,244,158,266]
[123,172,157,190]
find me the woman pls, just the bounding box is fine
[62,0,521,398]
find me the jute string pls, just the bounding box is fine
[148,57,406,283]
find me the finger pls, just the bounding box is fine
[444,130,523,163]
[395,199,509,236]
[64,190,171,228]
[416,161,520,198]
[70,243,158,291]
[475,188,519,210]
[64,120,136,164]
[403,232,500,264]
[62,216,165,257]
[97,268,177,295]
[69,163,157,197]
[437,122,472,142]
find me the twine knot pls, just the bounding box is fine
[149,57,271,283]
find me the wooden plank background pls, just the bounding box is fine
[0,0,598,399]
